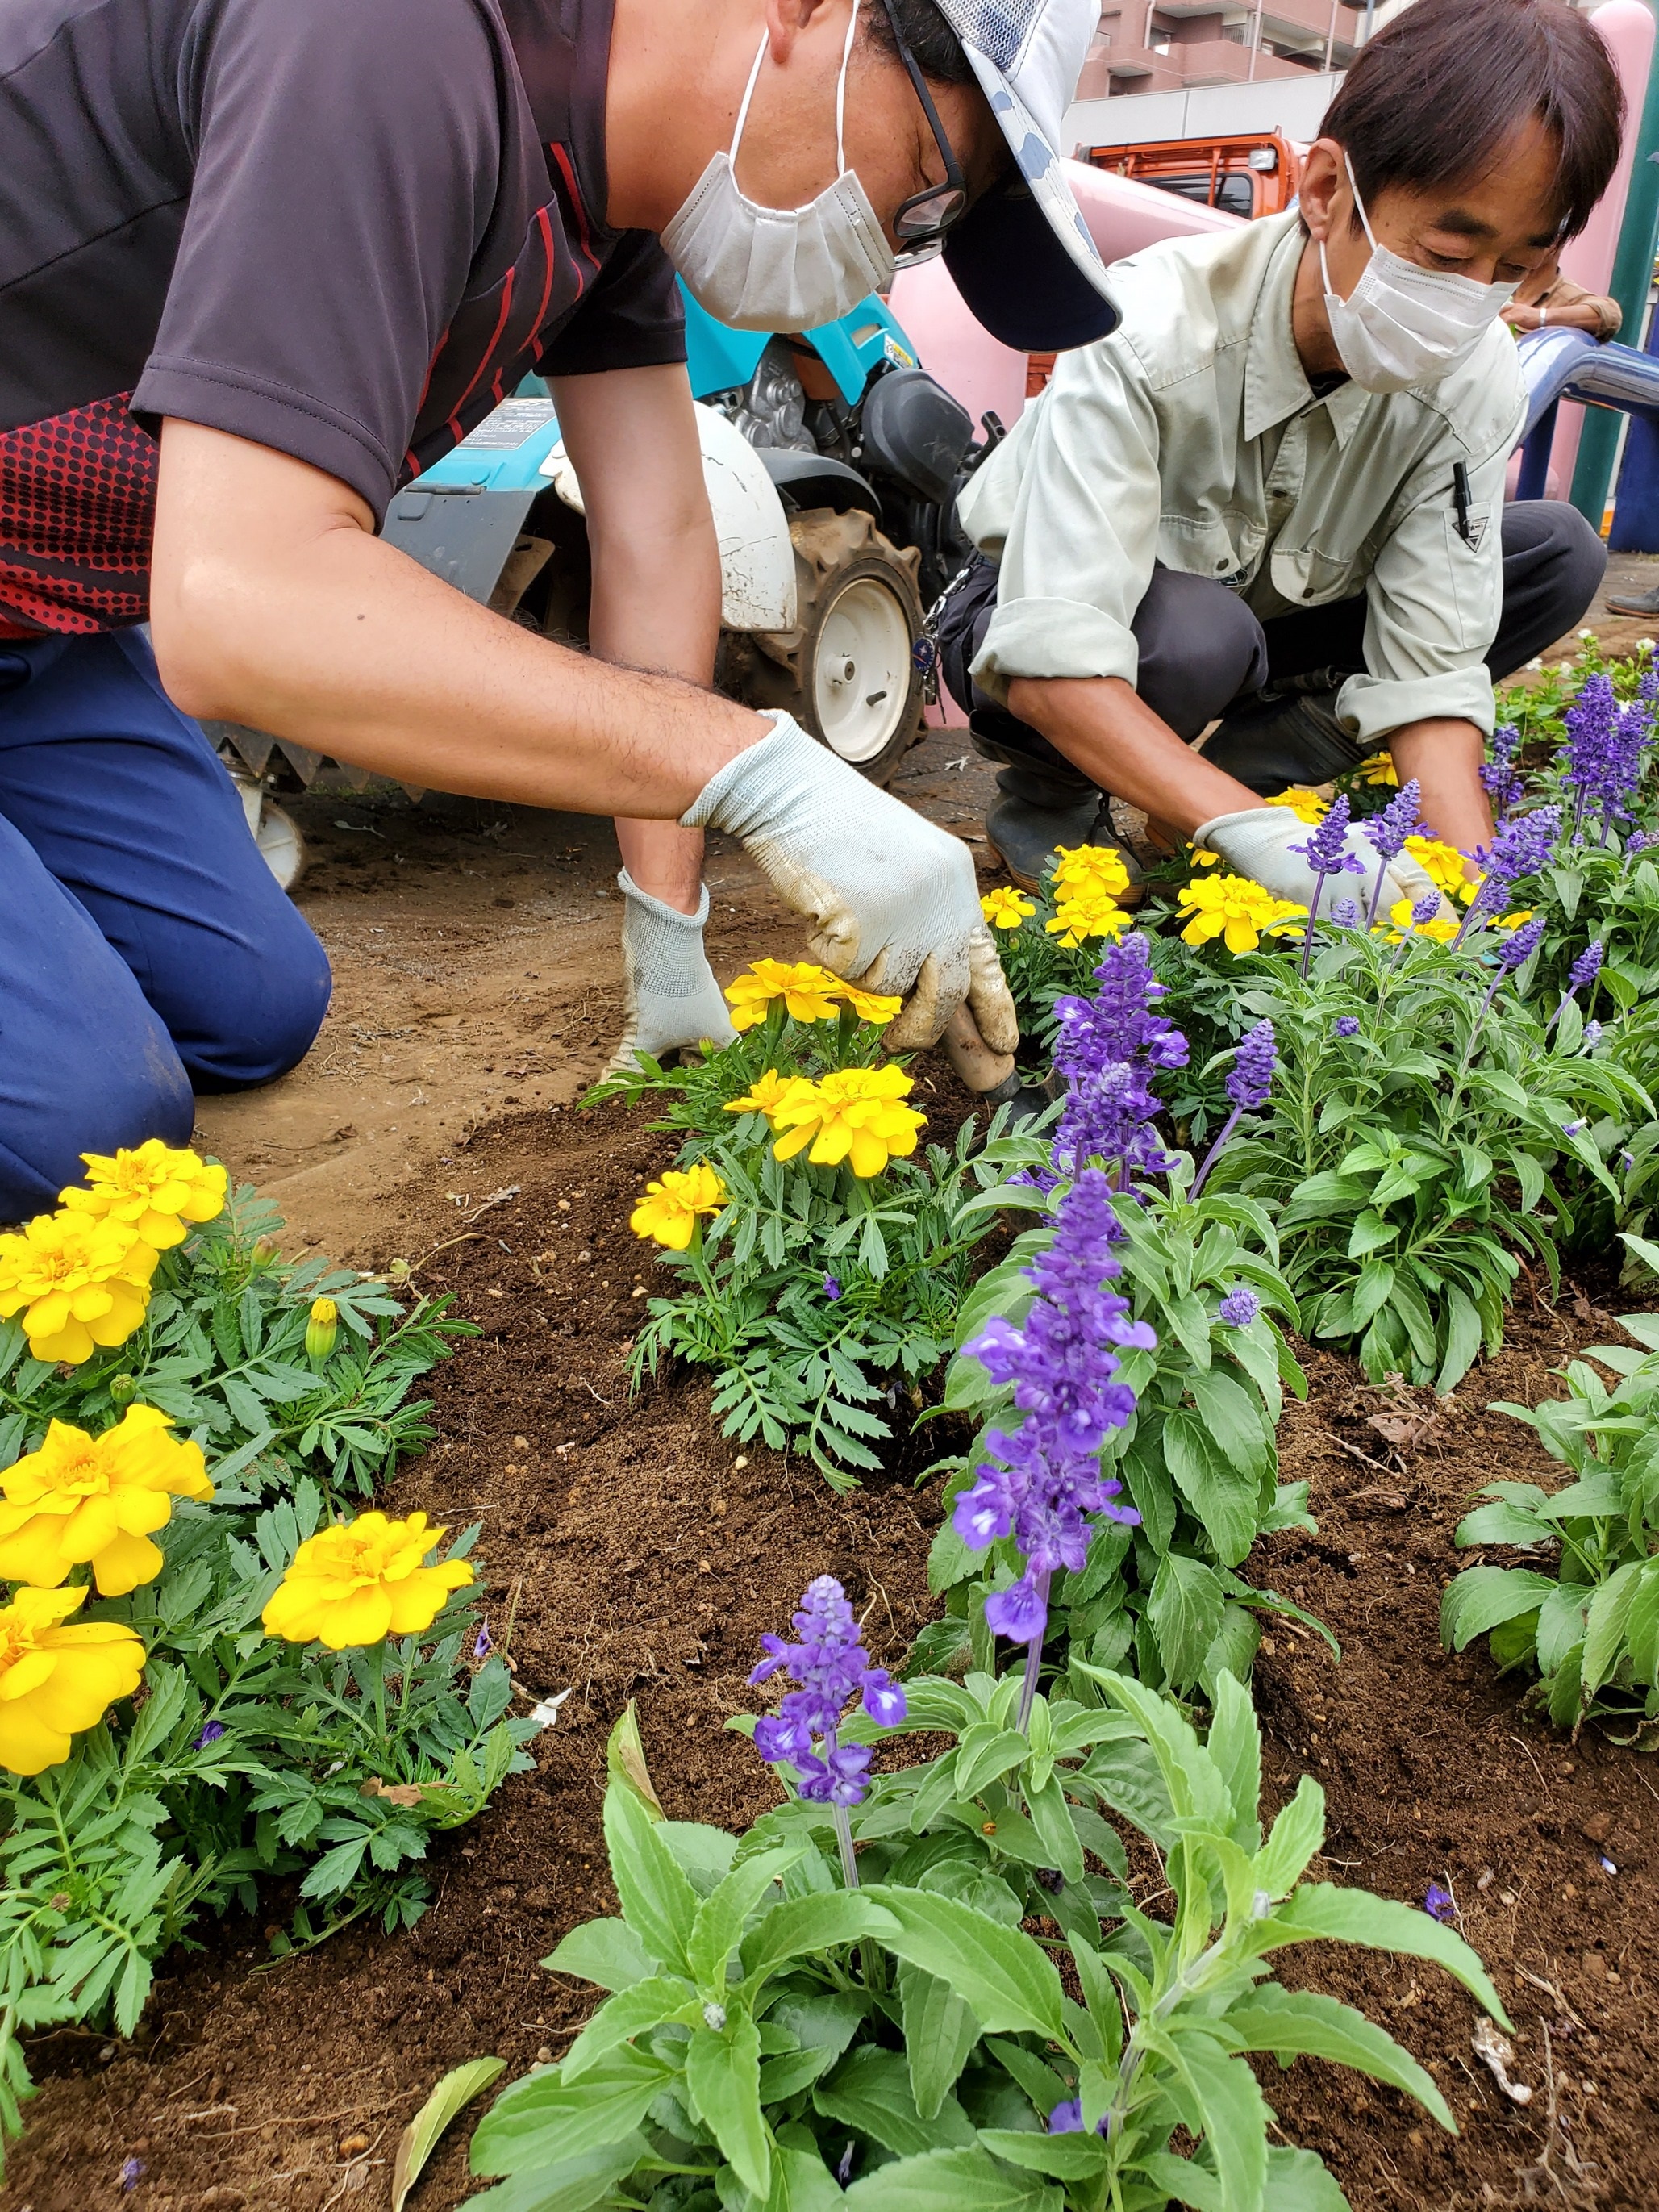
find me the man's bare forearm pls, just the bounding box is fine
[149,419,765,820]
[1006,674,1258,833]
[1389,716,1493,870]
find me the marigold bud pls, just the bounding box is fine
[306,1296,339,1362]
[107,1373,137,1408]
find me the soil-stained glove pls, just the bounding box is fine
[683,710,1019,1054]
[1194,806,1452,920]
[605,871,737,1075]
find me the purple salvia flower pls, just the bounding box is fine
[954,1169,1144,1717]
[1478,726,1524,823]
[1500,915,1548,972]
[1290,793,1366,974]
[750,1576,907,1877]
[1457,806,1561,945]
[192,1720,226,1749]
[1190,1020,1278,1202]
[1048,2100,1108,2136]
[1331,896,1360,928]
[823,1274,842,1301]
[1585,1020,1603,1050]
[473,1621,491,1661]
[1562,672,1618,836]
[1549,937,1604,1037]
[1411,891,1441,924]
[1360,777,1423,924]
[1629,828,1652,855]
[1218,1286,1260,1327]
[1423,1883,1457,1924]
[1562,1120,1588,1137]
[1333,1015,1360,1038]
[1050,934,1188,1185]
[119,2159,145,2192]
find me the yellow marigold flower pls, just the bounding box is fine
[1049,843,1131,900]
[60,1141,227,1250]
[0,1212,159,1367]
[1264,787,1329,824]
[1358,751,1399,787]
[1494,908,1536,933]
[771,1065,927,1179]
[1044,887,1131,949]
[262,1509,473,1651]
[1404,835,1479,904]
[723,1070,810,1124]
[980,886,1036,930]
[305,1296,340,1361]
[1383,898,1460,945]
[1177,874,1307,955]
[629,1162,727,1249]
[0,1405,211,1597]
[834,981,904,1026]
[723,959,842,1030]
[0,1585,145,1776]
[1190,847,1223,869]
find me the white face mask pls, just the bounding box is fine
[661,0,894,333]
[1319,156,1519,393]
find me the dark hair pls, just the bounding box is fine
[1320,0,1624,241]
[863,0,977,86]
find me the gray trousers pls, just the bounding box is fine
[938,499,1607,808]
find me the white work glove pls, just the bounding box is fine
[1195,807,1453,920]
[683,710,1019,1055]
[604,871,737,1075]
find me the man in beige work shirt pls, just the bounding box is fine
[938,0,1618,899]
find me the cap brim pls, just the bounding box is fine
[943,52,1119,354]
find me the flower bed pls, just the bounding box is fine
[10,645,1659,2205]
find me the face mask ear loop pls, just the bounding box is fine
[729,31,770,165]
[1341,150,1378,253]
[835,0,861,176]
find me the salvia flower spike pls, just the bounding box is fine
[750,1575,906,1886]
[954,1167,1147,1728]
[1360,777,1423,926]
[1190,1019,1278,1201]
[1548,938,1604,1033]
[1049,934,1188,1187]
[1290,792,1366,972]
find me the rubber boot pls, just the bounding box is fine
[1201,674,1365,796]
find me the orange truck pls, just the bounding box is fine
[1082,131,1303,219]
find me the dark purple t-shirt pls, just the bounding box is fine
[0,0,684,636]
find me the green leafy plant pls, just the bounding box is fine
[598,977,1017,1483]
[0,1483,536,2148]
[0,1181,473,1504]
[924,1155,1319,1698]
[467,1684,1504,2211]
[1442,1276,1659,1735]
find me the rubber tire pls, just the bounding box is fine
[745,508,927,787]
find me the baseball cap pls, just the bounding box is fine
[932,0,1119,352]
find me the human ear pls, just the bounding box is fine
[1299,138,1344,245]
[764,0,844,68]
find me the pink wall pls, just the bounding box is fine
[1544,0,1654,499]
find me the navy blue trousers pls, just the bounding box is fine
[0,631,331,1222]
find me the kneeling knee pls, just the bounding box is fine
[183,929,332,1091]
[1,1035,194,1224]
[1539,503,1607,628]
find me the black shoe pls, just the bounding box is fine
[1202,682,1365,795]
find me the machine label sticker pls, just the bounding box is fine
[457,399,560,450]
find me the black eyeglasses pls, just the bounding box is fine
[875,0,969,248]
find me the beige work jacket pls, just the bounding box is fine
[957,210,1527,747]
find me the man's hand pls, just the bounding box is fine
[684,712,1019,1053]
[1195,806,1449,917]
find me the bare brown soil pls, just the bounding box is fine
[10,1093,1658,2212]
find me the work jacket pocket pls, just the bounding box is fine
[1157,511,1263,586]
[1271,537,1365,607]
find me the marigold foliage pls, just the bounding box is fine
[261,1509,473,1651]
[630,1162,728,1248]
[0,1212,159,1366]
[0,1585,145,1776]
[60,1141,227,1250]
[1177,874,1307,954]
[0,1406,211,1596]
[770,1064,927,1178]
[980,885,1036,929]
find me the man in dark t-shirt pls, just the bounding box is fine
[0,0,1119,1217]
